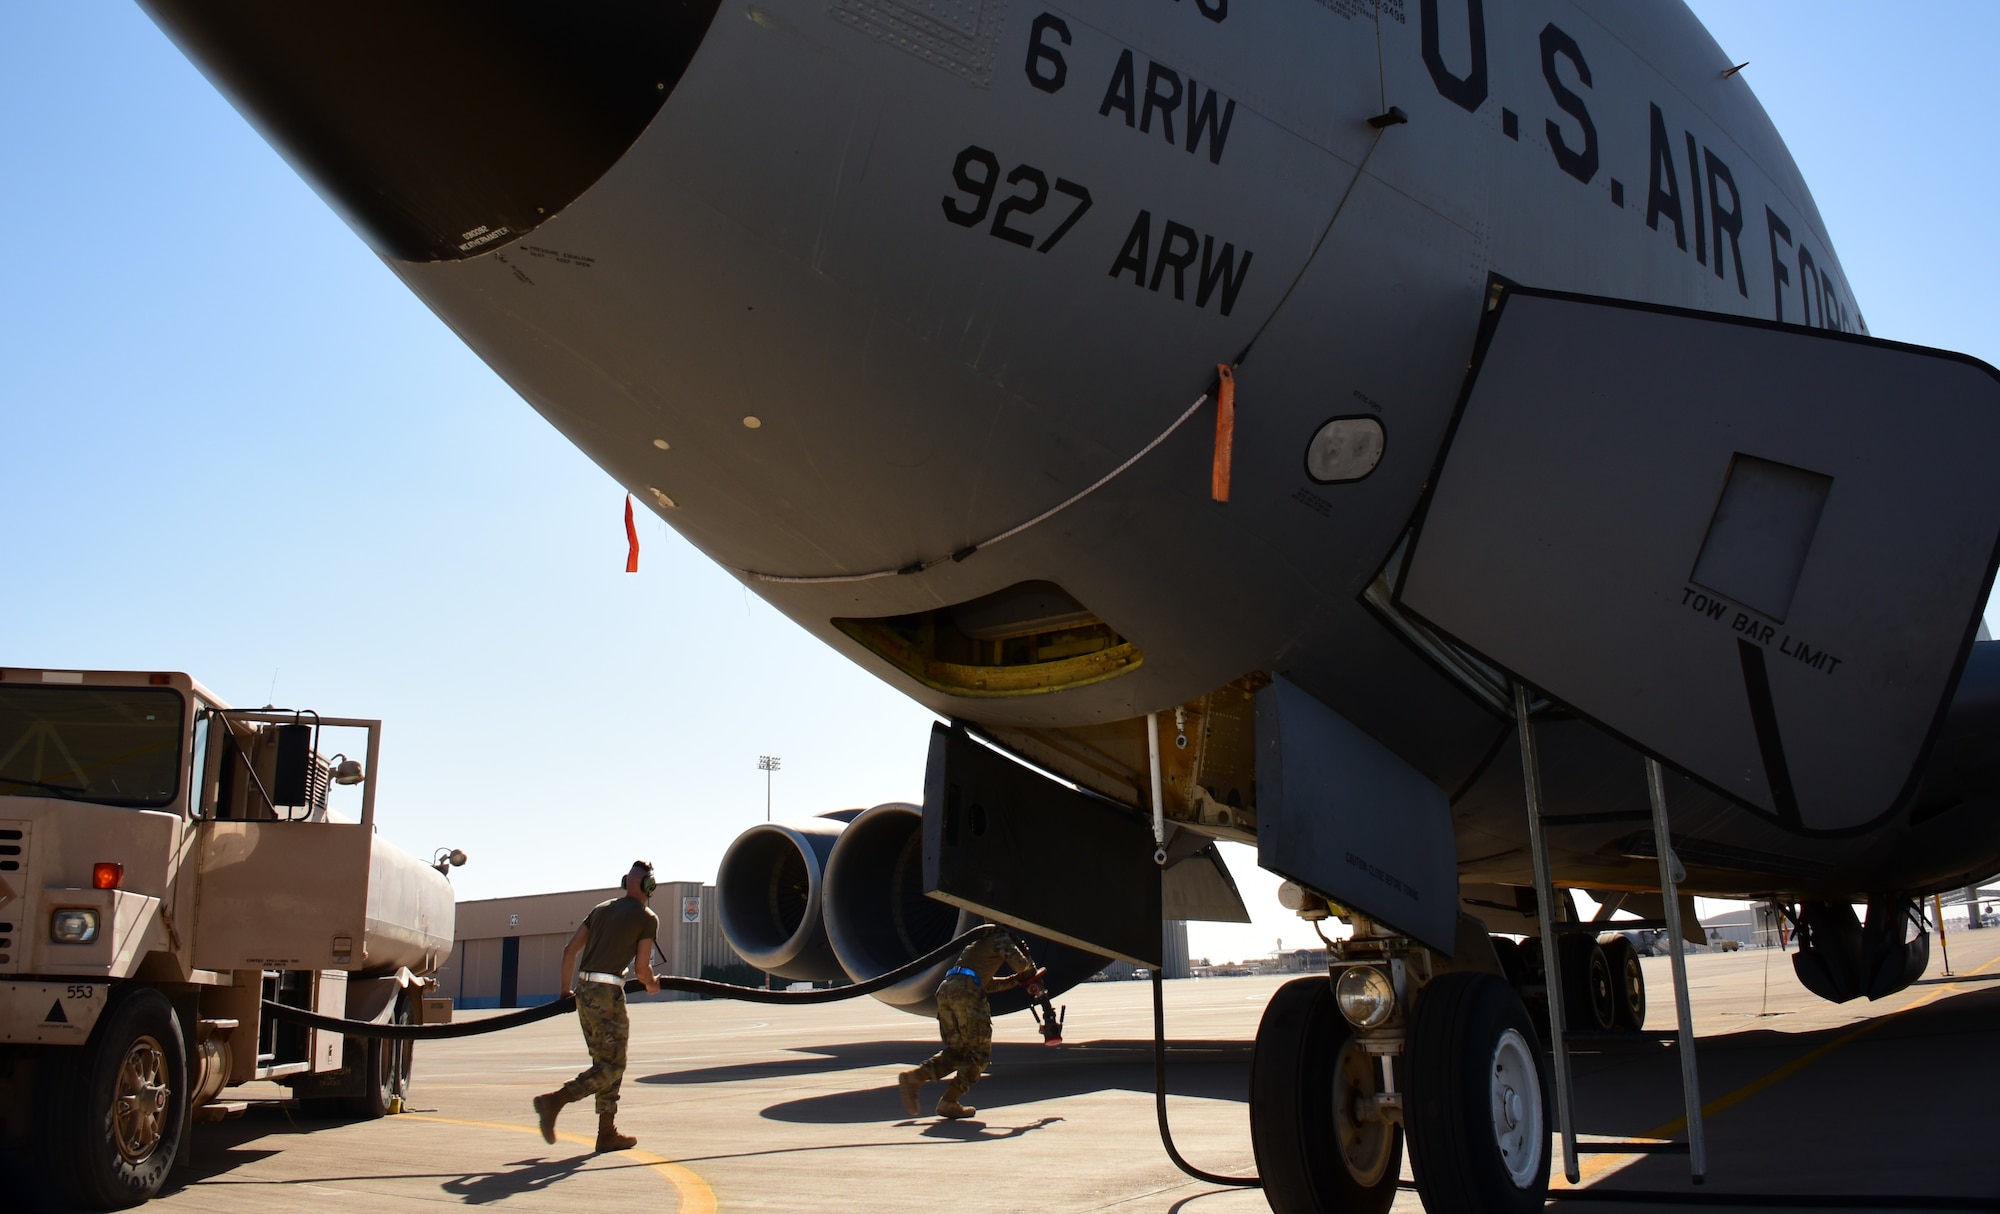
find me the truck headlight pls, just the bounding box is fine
[1334,964,1397,1029]
[50,908,100,944]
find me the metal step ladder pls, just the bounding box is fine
[1513,681,1708,1185]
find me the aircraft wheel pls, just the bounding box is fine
[1249,976,1401,1214]
[1489,936,1526,993]
[1407,972,1550,1213]
[38,986,189,1209]
[1600,935,1646,1031]
[1557,935,1616,1032]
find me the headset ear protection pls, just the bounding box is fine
[630,863,657,895]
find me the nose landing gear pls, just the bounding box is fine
[1246,911,1556,1214]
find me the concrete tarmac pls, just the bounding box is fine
[140,926,2000,1213]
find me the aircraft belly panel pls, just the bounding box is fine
[1397,289,2000,835]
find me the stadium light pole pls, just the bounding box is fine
[758,755,781,821]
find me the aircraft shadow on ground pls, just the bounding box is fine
[635,1038,1253,1125]
[660,1115,1070,1169]
[1567,984,2000,1199]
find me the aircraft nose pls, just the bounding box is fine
[139,0,722,262]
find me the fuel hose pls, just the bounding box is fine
[261,924,1001,1041]
[269,928,1311,1196]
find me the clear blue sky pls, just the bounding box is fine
[3,4,1996,963]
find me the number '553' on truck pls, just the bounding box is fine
[0,667,455,1210]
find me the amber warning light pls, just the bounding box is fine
[92,863,124,890]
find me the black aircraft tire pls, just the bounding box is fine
[1490,936,1527,993]
[1557,935,1616,1032]
[1407,972,1551,1214]
[37,986,190,1210]
[1249,976,1401,1214]
[1601,935,1646,1032]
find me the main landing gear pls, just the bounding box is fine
[1511,930,1648,1036]
[1248,915,1552,1214]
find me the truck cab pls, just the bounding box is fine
[0,667,455,1209]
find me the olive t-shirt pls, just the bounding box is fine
[578,895,661,976]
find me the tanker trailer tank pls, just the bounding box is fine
[820,802,1108,1017]
[716,809,861,983]
[360,834,456,975]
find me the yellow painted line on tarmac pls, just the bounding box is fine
[402,1113,718,1214]
[1553,950,2000,1189]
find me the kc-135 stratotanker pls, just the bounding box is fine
[138,1,2000,1210]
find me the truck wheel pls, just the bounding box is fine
[342,997,411,1119]
[39,986,189,1210]
[1249,976,1401,1214]
[1406,972,1550,1214]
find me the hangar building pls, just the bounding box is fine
[439,882,748,1009]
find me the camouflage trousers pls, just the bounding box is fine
[558,981,630,1115]
[913,976,991,1102]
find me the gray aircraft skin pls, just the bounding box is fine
[137,1,2000,929]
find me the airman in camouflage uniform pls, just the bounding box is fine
[535,861,662,1152]
[559,983,632,1113]
[899,928,1044,1120]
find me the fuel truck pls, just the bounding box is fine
[0,667,455,1209]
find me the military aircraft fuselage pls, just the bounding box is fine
[141,0,2000,904]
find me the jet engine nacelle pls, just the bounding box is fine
[720,801,1109,1016]
[821,800,1109,1017]
[716,809,862,983]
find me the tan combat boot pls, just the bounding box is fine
[936,1085,977,1119]
[898,1070,924,1117]
[532,1092,567,1144]
[596,1111,638,1153]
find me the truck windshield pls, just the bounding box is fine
[0,686,184,809]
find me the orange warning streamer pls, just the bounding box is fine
[1211,364,1236,503]
[624,494,640,573]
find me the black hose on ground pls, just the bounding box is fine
[262,924,1001,1041]
[1150,969,1260,1189]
